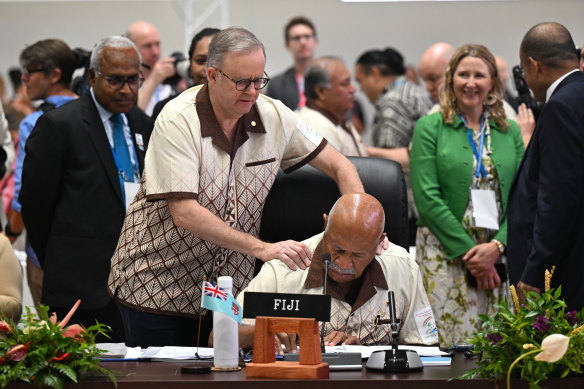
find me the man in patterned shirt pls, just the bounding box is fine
[108,27,364,347]
[228,193,438,351]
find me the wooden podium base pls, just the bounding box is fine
[246,361,329,379]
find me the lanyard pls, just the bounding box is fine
[459,114,487,178]
[109,131,140,206]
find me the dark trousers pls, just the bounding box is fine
[50,298,125,343]
[117,302,213,348]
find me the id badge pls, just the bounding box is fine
[470,189,499,230]
[124,182,140,211]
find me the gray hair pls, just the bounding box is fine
[90,36,141,71]
[207,27,265,70]
[304,56,342,102]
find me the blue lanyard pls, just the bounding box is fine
[109,127,140,206]
[459,114,487,178]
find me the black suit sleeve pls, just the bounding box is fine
[521,96,584,288]
[20,113,68,266]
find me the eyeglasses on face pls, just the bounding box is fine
[96,71,145,90]
[289,34,314,43]
[216,68,270,91]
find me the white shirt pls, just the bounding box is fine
[546,69,580,102]
[90,87,139,181]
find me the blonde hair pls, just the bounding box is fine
[439,44,507,131]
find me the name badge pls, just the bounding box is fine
[135,133,144,151]
[124,182,140,211]
[242,292,331,321]
[470,189,499,230]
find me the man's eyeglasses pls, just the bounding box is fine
[289,34,314,43]
[96,71,145,90]
[216,69,270,91]
[22,68,48,77]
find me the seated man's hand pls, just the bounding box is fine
[258,240,312,270]
[275,332,297,355]
[324,331,360,346]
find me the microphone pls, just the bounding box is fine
[366,290,423,372]
[321,253,331,353]
[388,291,399,350]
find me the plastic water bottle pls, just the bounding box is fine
[213,276,239,369]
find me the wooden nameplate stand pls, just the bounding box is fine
[245,316,329,379]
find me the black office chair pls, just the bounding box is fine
[258,156,409,251]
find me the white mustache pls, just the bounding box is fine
[328,261,356,275]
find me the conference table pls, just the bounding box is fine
[4,353,583,388]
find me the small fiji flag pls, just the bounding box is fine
[200,281,242,325]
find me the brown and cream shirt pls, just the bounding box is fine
[108,84,326,316]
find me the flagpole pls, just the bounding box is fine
[181,275,211,374]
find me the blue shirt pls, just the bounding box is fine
[12,95,76,267]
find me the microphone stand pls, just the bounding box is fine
[321,253,331,353]
[365,291,423,372]
[388,291,400,351]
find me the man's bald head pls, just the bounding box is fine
[520,22,578,70]
[418,42,455,102]
[323,193,386,283]
[126,21,156,41]
[327,193,385,238]
[126,21,161,68]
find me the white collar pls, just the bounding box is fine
[90,87,127,125]
[546,69,579,102]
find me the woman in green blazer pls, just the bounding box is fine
[410,44,524,346]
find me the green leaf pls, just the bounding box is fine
[52,363,78,383]
[37,373,64,389]
[524,310,540,318]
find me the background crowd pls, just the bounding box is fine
[1,2,583,350]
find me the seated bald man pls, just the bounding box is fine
[219,193,438,350]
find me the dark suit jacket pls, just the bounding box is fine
[507,70,584,311]
[265,67,299,110]
[20,92,153,310]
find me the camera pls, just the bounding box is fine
[163,52,190,87]
[512,65,543,121]
[70,48,92,96]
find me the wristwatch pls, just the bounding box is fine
[5,223,23,238]
[491,239,505,254]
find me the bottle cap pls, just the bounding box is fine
[217,276,233,290]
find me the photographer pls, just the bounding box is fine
[151,28,220,120]
[126,21,175,115]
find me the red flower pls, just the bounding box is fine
[48,352,71,363]
[0,356,5,366]
[7,342,30,362]
[0,320,13,333]
[62,324,84,340]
